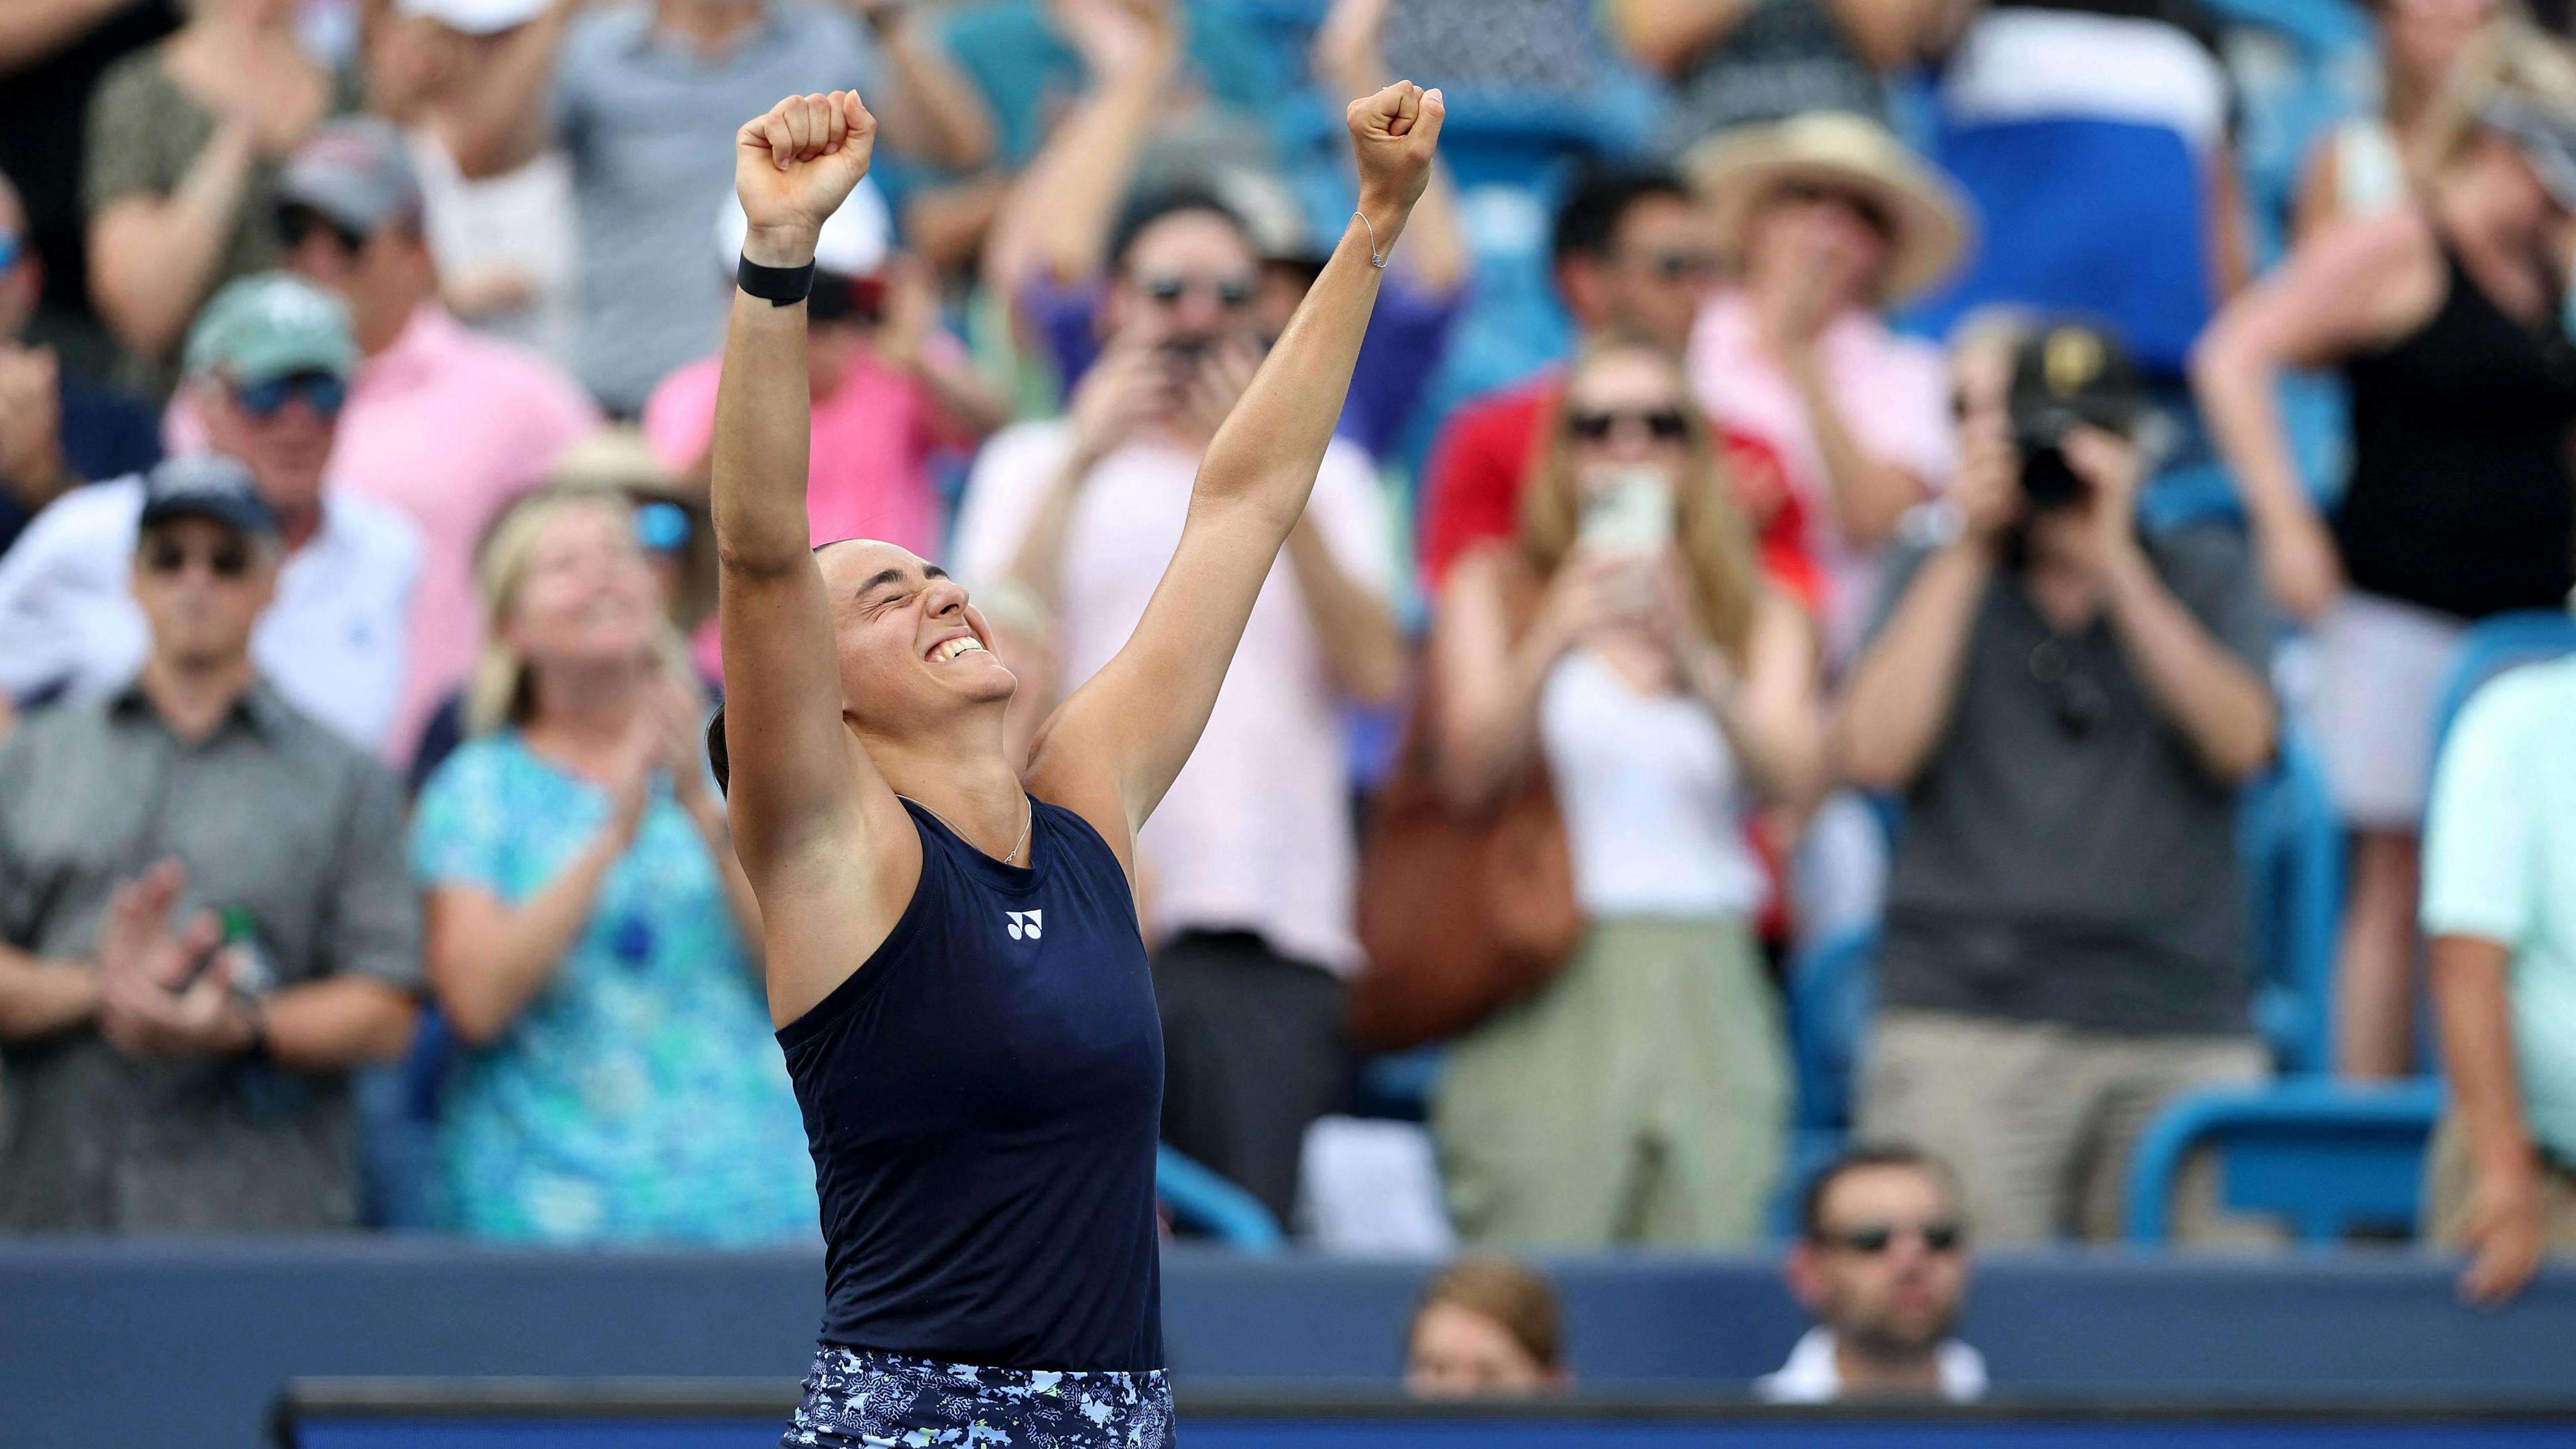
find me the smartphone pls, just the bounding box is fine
[1578,468,1676,555]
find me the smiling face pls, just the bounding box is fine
[501,499,662,676]
[817,540,1016,737]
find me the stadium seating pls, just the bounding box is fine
[1158,1145,1290,1252]
[2123,1077,2447,1244]
[2241,729,2345,1075]
[2426,608,2576,777]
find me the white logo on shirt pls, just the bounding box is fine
[1004,909,1044,941]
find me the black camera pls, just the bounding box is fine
[2006,324,2146,511]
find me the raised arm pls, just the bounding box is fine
[710,93,904,885]
[445,0,574,178]
[1025,81,1444,839]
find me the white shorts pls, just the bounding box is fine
[2310,590,2465,830]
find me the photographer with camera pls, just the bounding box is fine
[1833,321,2277,1244]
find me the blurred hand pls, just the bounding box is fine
[2255,507,2343,622]
[1949,404,2022,543]
[1348,80,1444,225]
[93,861,250,1061]
[602,711,663,851]
[873,254,936,374]
[734,91,878,265]
[654,670,716,814]
[1315,0,1395,70]
[1645,550,1735,698]
[1066,341,1165,466]
[0,344,68,504]
[2457,1159,2545,1307]
[1532,548,1648,661]
[1181,337,1260,438]
[2061,425,2145,576]
[1057,0,1178,75]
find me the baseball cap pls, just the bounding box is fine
[396,0,549,34]
[1208,167,1328,266]
[183,273,360,388]
[278,119,424,238]
[2007,321,2147,438]
[137,453,282,540]
[715,178,893,280]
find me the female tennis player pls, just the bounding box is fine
[709,84,1442,1447]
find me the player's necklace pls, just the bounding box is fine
[899,793,1032,865]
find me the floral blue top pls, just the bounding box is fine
[409,733,816,1245]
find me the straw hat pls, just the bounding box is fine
[1686,111,1974,305]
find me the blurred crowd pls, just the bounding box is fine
[4,0,2576,1327]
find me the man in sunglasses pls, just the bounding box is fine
[1758,1144,1986,1403]
[0,452,421,1232]
[1833,321,2277,1244]
[203,119,598,765]
[0,166,162,559]
[0,272,421,753]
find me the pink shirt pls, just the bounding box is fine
[641,345,955,559]
[1688,288,1955,662]
[169,305,599,762]
[952,421,1395,976]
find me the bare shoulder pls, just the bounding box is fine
[1021,718,1137,885]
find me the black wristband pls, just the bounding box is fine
[736,254,816,307]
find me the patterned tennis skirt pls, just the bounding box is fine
[782,1346,1175,1448]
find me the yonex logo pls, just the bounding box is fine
[1004,910,1043,941]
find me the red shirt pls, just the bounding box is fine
[1415,374,1827,614]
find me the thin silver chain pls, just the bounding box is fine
[898,793,1032,865]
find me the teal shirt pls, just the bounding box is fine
[409,734,816,1244]
[2422,655,2576,1165]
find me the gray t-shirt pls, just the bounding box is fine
[1870,525,2272,1036]
[0,682,421,1231]
[551,2,880,413]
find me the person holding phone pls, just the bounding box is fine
[1423,335,1825,1246]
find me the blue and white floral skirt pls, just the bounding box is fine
[782,1346,1174,1448]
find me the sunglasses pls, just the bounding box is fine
[1139,272,1255,310]
[1819,1219,1966,1254]
[634,500,692,553]
[1775,179,1897,240]
[142,537,255,580]
[235,371,348,421]
[278,205,369,254]
[1569,407,1690,442]
[1638,248,1719,282]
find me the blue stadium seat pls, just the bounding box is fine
[2426,609,2576,783]
[1157,1144,1289,1252]
[2239,729,2343,1075]
[1787,928,1876,1137]
[1356,1046,1446,1122]
[2124,1077,2445,1244]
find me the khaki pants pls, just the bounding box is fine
[1434,916,1786,1246]
[1860,1009,2269,1244]
[2423,1116,2576,1248]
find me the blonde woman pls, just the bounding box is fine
[2194,28,2576,1079]
[2291,0,2504,239]
[407,486,810,1244]
[1427,336,1825,1245]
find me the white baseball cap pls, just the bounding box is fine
[396,0,550,34]
[715,178,893,280]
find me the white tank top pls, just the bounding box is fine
[1537,649,1768,920]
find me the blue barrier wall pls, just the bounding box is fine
[5,1242,2574,1449]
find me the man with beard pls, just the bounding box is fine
[1758,1144,1989,1403]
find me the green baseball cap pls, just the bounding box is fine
[182,272,359,388]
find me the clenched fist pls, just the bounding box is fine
[735,91,878,267]
[1346,80,1444,235]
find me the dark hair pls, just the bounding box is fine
[1552,164,1691,268]
[1411,1256,1564,1369]
[1107,185,1251,273]
[1797,1143,1960,1242]
[707,704,730,796]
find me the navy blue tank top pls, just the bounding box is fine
[776,797,1165,1371]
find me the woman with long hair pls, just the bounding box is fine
[409,485,806,1244]
[706,87,1442,1447]
[2193,27,2576,1077]
[1425,335,1826,1246]
[2292,0,2504,239]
